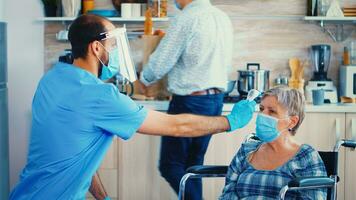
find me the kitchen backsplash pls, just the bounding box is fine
[44,0,356,87]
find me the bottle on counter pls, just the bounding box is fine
[144,9,153,35]
[344,46,350,65]
[82,0,95,14]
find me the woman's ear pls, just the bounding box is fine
[288,115,299,130]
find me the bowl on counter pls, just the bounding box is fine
[225,80,237,95]
[87,9,119,17]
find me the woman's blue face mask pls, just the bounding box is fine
[255,113,290,143]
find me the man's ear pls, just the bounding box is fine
[89,41,101,57]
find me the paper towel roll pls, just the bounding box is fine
[131,3,141,18]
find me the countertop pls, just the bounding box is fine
[135,100,356,113]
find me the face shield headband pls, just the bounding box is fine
[97,27,137,82]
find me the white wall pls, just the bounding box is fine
[0,0,4,21]
[4,0,44,189]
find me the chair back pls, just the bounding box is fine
[318,151,338,176]
[318,151,339,200]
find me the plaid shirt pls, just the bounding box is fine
[219,140,327,200]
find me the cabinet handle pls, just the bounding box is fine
[352,118,356,141]
[335,118,341,142]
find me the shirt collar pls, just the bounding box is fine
[56,62,102,83]
[183,0,212,10]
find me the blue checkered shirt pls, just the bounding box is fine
[219,139,327,200]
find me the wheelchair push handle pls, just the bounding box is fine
[341,139,356,149]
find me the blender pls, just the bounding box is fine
[305,44,338,103]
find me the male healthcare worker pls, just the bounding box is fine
[9,14,256,200]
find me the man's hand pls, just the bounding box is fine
[136,80,148,95]
[89,172,108,200]
[226,100,257,131]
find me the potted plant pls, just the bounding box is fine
[41,0,58,17]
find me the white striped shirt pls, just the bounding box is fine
[140,0,233,95]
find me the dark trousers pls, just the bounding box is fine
[158,93,224,200]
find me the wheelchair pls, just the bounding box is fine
[178,135,356,200]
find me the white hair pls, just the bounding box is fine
[262,85,305,135]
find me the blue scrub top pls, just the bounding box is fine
[10,62,148,199]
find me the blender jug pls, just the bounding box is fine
[310,44,331,81]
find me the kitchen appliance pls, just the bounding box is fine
[305,45,338,103]
[0,21,9,200]
[58,49,73,64]
[224,80,236,95]
[339,65,356,98]
[114,74,134,96]
[274,76,289,86]
[223,80,240,103]
[349,40,356,64]
[237,63,270,98]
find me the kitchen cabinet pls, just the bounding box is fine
[87,138,119,200]
[295,113,346,200]
[345,114,356,200]
[117,134,176,200]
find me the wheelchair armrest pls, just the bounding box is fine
[342,139,356,149]
[186,165,228,175]
[288,176,335,188]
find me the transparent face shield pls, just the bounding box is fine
[99,27,137,82]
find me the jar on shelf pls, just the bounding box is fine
[148,0,167,18]
[82,0,95,14]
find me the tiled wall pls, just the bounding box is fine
[44,0,356,85]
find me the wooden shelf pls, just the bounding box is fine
[304,16,356,42]
[304,16,356,23]
[38,17,169,22]
[230,15,304,20]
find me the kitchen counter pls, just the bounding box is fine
[135,100,356,113]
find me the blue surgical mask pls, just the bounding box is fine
[174,0,183,10]
[255,113,289,143]
[98,47,120,80]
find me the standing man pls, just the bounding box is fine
[139,0,238,199]
[9,14,255,200]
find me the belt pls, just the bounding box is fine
[190,88,222,96]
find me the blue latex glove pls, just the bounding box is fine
[104,197,111,200]
[226,100,257,131]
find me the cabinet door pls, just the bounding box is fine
[117,134,176,200]
[87,138,119,200]
[295,113,346,200]
[345,114,356,200]
[202,113,257,200]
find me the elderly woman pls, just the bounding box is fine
[219,86,327,199]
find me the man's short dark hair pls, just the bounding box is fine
[68,14,109,59]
